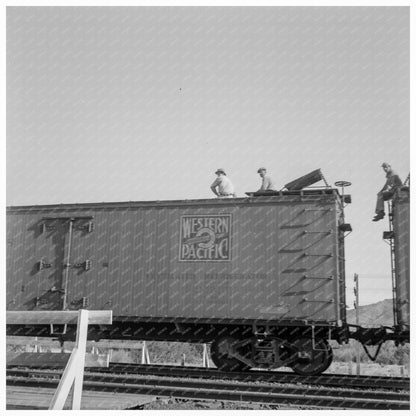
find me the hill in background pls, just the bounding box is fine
[346,298,394,327]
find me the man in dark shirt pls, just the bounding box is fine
[373,163,402,221]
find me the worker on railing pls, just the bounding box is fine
[373,162,402,221]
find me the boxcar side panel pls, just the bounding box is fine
[6,195,344,324]
[393,189,410,329]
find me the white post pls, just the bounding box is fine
[202,344,210,368]
[71,309,89,409]
[354,273,361,375]
[141,341,150,364]
[48,348,81,409]
[49,309,89,410]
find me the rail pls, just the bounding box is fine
[7,366,410,410]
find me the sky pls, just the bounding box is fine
[6,6,411,305]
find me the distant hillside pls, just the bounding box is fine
[346,299,394,327]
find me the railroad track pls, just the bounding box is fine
[7,367,410,410]
[9,361,408,391]
[91,363,410,391]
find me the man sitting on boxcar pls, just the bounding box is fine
[257,167,277,192]
[373,162,402,221]
[210,168,236,198]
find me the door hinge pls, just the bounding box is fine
[40,223,57,233]
[76,221,94,232]
[72,260,92,271]
[34,296,49,306]
[38,259,52,271]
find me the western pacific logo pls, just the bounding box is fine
[179,215,231,261]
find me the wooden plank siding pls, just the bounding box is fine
[7,193,345,325]
[392,189,410,329]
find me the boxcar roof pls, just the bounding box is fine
[7,189,341,211]
[7,189,342,211]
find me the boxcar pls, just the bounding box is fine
[392,187,410,332]
[7,189,349,374]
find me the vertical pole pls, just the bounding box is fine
[202,344,209,368]
[62,218,74,310]
[49,348,80,409]
[388,201,398,327]
[141,341,150,364]
[354,273,360,375]
[71,309,89,410]
[141,341,146,364]
[49,310,89,410]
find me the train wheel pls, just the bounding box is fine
[289,338,333,376]
[211,336,252,372]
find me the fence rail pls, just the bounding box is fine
[6,309,112,410]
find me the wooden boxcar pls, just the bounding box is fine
[7,189,349,374]
[392,187,410,332]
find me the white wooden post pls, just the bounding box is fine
[49,309,89,410]
[141,341,150,364]
[202,344,210,368]
[48,347,82,409]
[71,309,89,409]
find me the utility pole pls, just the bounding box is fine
[353,273,361,375]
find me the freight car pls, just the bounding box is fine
[6,185,410,375]
[384,187,410,336]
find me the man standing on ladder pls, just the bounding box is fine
[373,162,402,221]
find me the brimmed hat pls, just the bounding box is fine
[215,168,226,175]
[257,167,266,173]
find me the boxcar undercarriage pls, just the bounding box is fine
[7,315,407,376]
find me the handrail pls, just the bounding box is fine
[7,309,112,410]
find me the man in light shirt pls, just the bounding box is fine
[210,168,236,198]
[257,167,276,191]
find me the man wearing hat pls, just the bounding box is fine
[373,163,402,221]
[257,167,276,192]
[210,169,235,198]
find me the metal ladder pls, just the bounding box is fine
[383,200,397,326]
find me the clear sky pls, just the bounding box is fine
[6,6,410,305]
